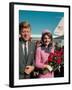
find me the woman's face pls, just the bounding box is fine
[43,35,51,46]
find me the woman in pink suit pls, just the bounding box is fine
[35,30,54,78]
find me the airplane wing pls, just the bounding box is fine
[54,17,64,36]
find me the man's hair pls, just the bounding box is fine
[19,21,31,34]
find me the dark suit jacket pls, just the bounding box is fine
[19,39,35,79]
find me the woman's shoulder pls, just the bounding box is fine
[36,46,42,51]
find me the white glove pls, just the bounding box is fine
[47,65,53,72]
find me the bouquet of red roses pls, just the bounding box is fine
[48,46,64,72]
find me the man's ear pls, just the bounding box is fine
[19,34,21,38]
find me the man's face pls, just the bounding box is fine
[21,28,31,41]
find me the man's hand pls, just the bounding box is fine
[24,66,34,74]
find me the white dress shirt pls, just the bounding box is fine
[22,42,28,55]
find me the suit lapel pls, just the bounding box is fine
[26,41,32,64]
[28,41,31,57]
[19,40,26,64]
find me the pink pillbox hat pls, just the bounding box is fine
[42,29,51,35]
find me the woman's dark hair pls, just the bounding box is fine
[41,32,53,47]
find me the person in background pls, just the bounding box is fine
[35,40,42,48]
[19,21,35,79]
[35,30,54,78]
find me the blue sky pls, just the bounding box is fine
[19,10,64,36]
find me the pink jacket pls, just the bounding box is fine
[35,47,54,78]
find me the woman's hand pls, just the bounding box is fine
[44,64,48,68]
[47,65,53,72]
[44,64,53,72]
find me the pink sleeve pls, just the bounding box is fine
[35,47,44,68]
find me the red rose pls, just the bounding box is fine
[48,53,54,62]
[57,58,62,64]
[47,47,64,71]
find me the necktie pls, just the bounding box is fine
[24,42,28,63]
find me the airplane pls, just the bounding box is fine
[54,17,64,36]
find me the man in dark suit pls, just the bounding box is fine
[19,21,35,79]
